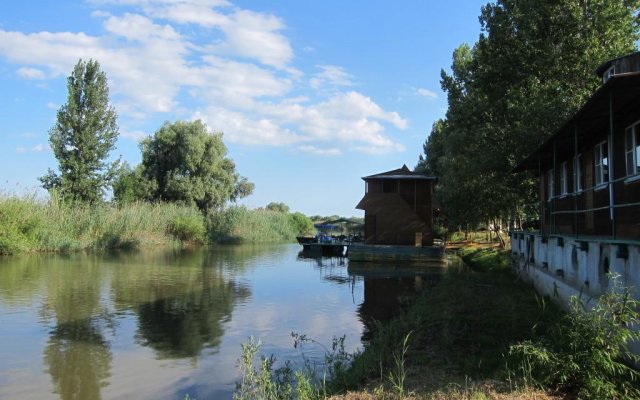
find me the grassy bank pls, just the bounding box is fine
[324,246,563,399]
[234,245,640,399]
[0,195,312,255]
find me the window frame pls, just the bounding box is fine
[573,154,583,193]
[603,65,615,83]
[625,122,640,177]
[594,140,609,188]
[560,161,569,196]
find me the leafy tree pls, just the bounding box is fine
[418,0,639,229]
[138,120,254,211]
[111,162,156,204]
[40,59,119,204]
[265,202,290,213]
[288,212,315,235]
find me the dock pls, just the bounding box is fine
[301,242,348,257]
[347,244,444,262]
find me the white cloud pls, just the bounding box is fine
[103,13,182,42]
[194,89,408,154]
[46,102,58,110]
[16,144,49,154]
[309,65,353,89]
[298,145,341,156]
[120,129,147,140]
[0,1,408,156]
[194,108,303,146]
[17,66,46,79]
[417,87,438,99]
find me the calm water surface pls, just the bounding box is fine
[0,244,449,399]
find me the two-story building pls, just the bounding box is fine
[511,52,640,305]
[355,165,437,247]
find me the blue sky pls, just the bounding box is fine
[0,0,486,217]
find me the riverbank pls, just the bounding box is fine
[321,244,562,399]
[323,243,640,399]
[0,194,313,254]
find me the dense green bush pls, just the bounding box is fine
[168,211,206,243]
[0,196,45,254]
[509,277,640,399]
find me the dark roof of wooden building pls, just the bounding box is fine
[595,51,640,76]
[361,164,437,181]
[514,72,640,172]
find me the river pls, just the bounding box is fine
[0,244,448,399]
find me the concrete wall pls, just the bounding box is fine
[510,231,640,356]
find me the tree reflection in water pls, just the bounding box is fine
[44,318,112,400]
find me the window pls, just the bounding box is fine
[594,141,608,186]
[382,180,397,193]
[547,169,554,201]
[560,162,568,195]
[603,65,615,83]
[625,122,640,176]
[573,154,583,192]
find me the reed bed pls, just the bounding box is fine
[0,193,205,254]
[207,205,304,244]
[0,195,309,254]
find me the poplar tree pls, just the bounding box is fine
[40,59,119,204]
[418,0,639,229]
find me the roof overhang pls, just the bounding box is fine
[514,72,640,172]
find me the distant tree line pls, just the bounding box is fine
[416,0,639,231]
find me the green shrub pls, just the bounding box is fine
[0,196,45,254]
[168,212,206,243]
[508,276,640,399]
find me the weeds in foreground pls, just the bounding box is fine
[388,331,412,399]
[508,275,640,399]
[233,336,324,400]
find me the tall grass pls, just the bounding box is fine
[0,195,311,254]
[207,206,304,244]
[0,193,205,254]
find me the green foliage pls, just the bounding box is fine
[508,277,640,399]
[288,212,315,236]
[457,246,511,273]
[388,331,412,399]
[138,120,254,211]
[233,337,322,400]
[0,193,204,254]
[418,0,639,227]
[111,162,156,205]
[40,59,119,204]
[167,211,206,243]
[207,206,302,244]
[0,195,45,254]
[266,202,290,213]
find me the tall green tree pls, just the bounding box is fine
[40,59,119,204]
[419,0,639,228]
[137,120,254,211]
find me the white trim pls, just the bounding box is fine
[594,140,608,186]
[560,161,569,195]
[573,153,583,193]
[625,121,640,177]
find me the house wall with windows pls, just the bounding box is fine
[511,53,640,319]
